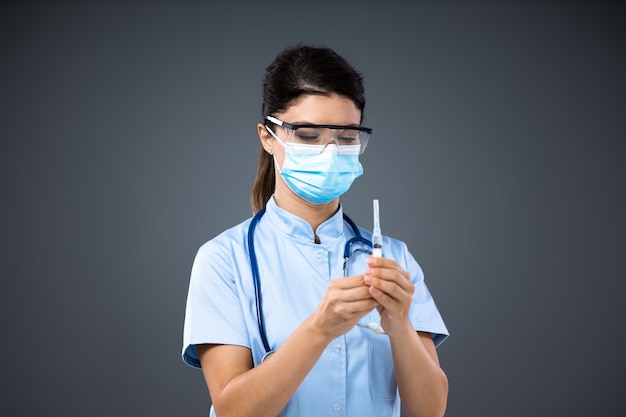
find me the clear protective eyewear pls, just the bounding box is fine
[265,115,372,155]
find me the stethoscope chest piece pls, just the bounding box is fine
[261,350,276,363]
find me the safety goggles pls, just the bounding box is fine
[265,115,372,155]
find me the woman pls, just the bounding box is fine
[182,44,449,417]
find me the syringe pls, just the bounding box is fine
[355,199,386,335]
[372,199,382,257]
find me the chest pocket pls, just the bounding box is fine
[367,317,397,402]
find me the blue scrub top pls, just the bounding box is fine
[182,196,449,417]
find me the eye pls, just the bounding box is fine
[294,128,323,143]
[337,130,360,144]
[339,135,357,142]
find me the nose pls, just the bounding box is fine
[319,138,341,153]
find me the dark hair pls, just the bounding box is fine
[251,44,367,213]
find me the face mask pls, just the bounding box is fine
[268,128,363,205]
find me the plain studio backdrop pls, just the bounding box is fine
[1,1,624,416]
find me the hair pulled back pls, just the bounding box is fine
[251,44,366,213]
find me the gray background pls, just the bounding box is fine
[2,1,624,416]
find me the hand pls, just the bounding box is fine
[309,275,380,341]
[363,256,415,335]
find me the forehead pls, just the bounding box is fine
[280,94,361,125]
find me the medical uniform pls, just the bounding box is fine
[182,196,449,417]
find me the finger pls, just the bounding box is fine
[366,256,411,281]
[366,255,399,270]
[368,278,412,303]
[332,275,370,289]
[340,285,377,302]
[364,267,413,293]
[326,299,379,326]
[344,298,380,315]
[367,284,394,308]
[328,279,376,303]
[364,274,414,311]
[367,277,399,299]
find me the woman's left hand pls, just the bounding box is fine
[363,256,415,335]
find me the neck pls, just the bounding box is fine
[273,187,340,236]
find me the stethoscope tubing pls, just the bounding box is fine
[248,207,271,352]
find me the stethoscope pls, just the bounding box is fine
[247,207,376,357]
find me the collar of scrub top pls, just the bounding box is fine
[247,206,372,358]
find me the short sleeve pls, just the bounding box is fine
[398,241,449,347]
[182,239,250,368]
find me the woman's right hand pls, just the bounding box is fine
[308,275,380,340]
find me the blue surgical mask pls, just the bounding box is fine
[268,128,363,205]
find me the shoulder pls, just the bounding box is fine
[193,217,254,266]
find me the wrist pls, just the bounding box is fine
[385,319,415,341]
[302,316,334,347]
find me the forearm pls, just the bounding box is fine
[389,323,448,417]
[208,316,331,417]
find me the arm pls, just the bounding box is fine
[197,275,379,417]
[197,317,328,417]
[364,256,448,417]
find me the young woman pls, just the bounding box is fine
[182,44,449,417]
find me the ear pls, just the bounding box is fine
[257,123,274,155]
